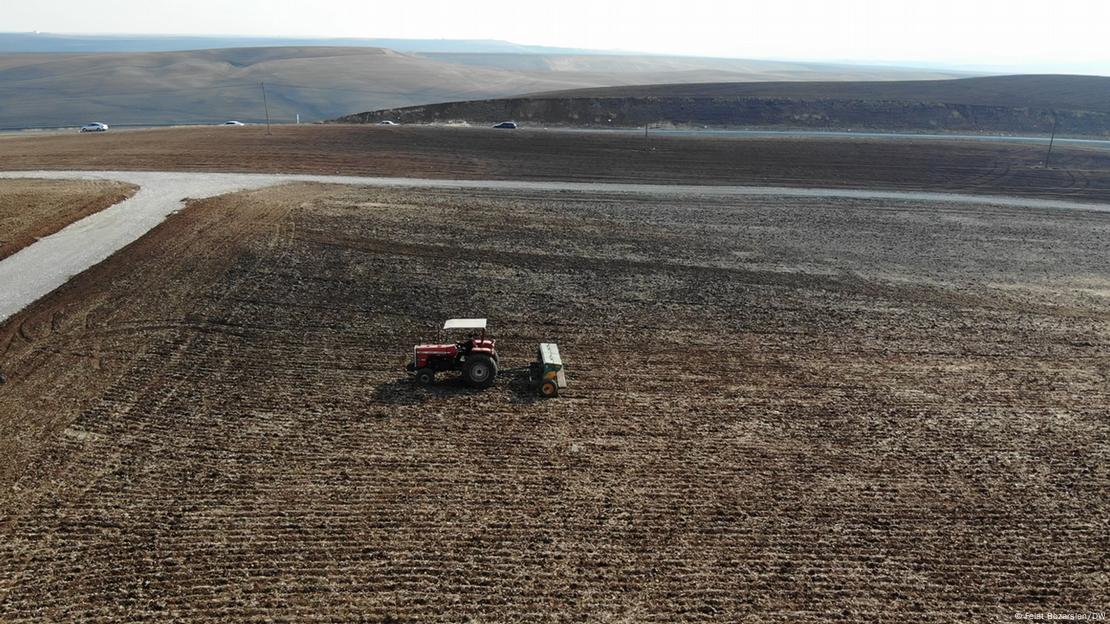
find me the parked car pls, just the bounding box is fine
[80,122,109,132]
[378,120,398,125]
[493,121,518,129]
[221,120,245,126]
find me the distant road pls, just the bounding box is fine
[4,124,1110,152]
[3,169,1110,323]
[540,126,1110,149]
[0,124,256,136]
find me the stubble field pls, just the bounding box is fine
[0,182,1106,622]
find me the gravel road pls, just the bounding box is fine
[2,169,1109,322]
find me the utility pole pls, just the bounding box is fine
[261,82,272,135]
[1044,111,1059,168]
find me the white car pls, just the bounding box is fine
[221,120,245,126]
[80,122,109,132]
[378,120,398,125]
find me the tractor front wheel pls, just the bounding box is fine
[415,368,435,386]
[464,355,498,388]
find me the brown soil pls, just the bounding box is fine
[0,183,1106,622]
[2,125,1110,202]
[0,179,136,260]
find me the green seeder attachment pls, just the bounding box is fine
[533,343,567,398]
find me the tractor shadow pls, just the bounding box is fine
[373,376,472,406]
[504,374,545,405]
[373,374,544,406]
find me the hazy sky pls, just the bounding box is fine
[8,0,1110,73]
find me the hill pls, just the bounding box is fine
[532,75,1110,114]
[0,39,975,129]
[337,75,1110,137]
[0,46,779,129]
[0,32,607,55]
[418,53,971,81]
[0,46,596,128]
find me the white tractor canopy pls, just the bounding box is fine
[443,318,487,331]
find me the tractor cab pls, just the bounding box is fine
[409,319,499,387]
[444,318,496,355]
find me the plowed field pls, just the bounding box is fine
[0,183,1107,622]
[0,179,136,260]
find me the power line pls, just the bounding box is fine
[1044,111,1059,168]
[261,82,272,135]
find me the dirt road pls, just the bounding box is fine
[0,172,276,321]
[3,169,1109,324]
[1,183,1106,622]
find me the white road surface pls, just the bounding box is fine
[2,170,1109,323]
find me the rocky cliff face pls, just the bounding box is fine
[337,97,1110,137]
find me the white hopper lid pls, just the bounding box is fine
[443,318,487,330]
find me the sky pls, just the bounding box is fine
[7,0,1110,74]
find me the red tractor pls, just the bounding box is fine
[407,319,499,387]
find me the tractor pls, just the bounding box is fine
[406,319,568,397]
[407,318,499,388]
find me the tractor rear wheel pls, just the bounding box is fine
[415,368,435,386]
[540,379,559,398]
[464,355,498,388]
